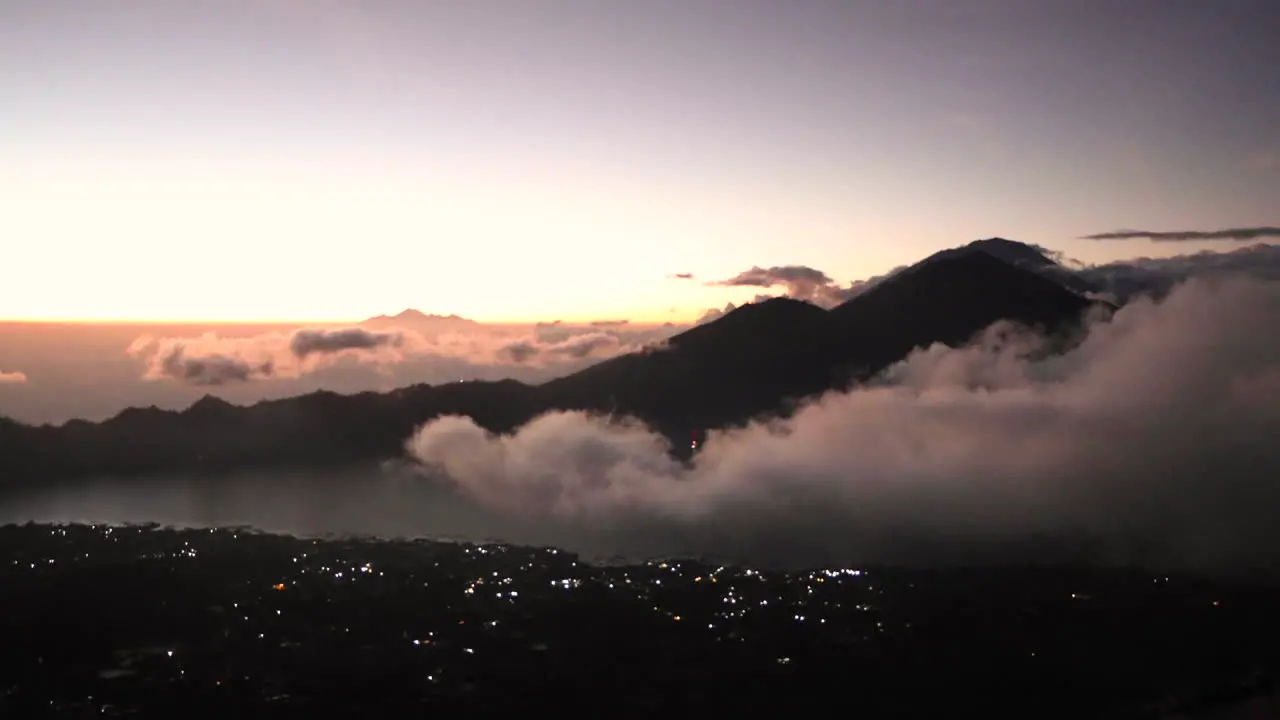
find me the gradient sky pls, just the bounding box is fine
[3,0,1277,323]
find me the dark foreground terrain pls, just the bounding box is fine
[2,524,1278,718]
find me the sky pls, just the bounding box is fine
[2,0,1279,323]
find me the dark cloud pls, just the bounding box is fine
[668,273,695,280]
[0,370,27,384]
[290,328,402,358]
[1081,227,1280,242]
[125,320,687,386]
[159,347,275,386]
[713,265,834,300]
[407,276,1280,572]
[1080,244,1280,304]
[712,264,893,308]
[499,340,541,364]
[126,327,422,386]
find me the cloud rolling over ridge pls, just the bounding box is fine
[406,276,1280,572]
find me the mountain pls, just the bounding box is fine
[362,309,481,333]
[916,237,1098,295]
[543,247,1102,444]
[829,246,1104,372]
[0,241,1109,486]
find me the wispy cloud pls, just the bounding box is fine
[668,273,695,280]
[0,370,27,384]
[1081,227,1280,242]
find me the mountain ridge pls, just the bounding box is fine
[0,239,1110,485]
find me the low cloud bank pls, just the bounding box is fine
[406,276,1280,572]
[1079,243,1280,304]
[128,322,684,387]
[126,327,421,386]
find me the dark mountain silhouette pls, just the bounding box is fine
[917,237,1098,295]
[0,240,1108,486]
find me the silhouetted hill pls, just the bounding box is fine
[0,242,1109,485]
[539,297,843,442]
[917,237,1098,295]
[829,247,1104,372]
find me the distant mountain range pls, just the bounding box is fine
[0,238,1111,486]
[362,309,482,332]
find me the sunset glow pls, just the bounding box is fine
[3,1,1275,324]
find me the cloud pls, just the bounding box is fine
[405,275,1280,573]
[710,264,896,308]
[499,331,632,365]
[127,326,426,386]
[1080,244,1280,304]
[162,349,275,386]
[290,328,403,358]
[0,370,27,384]
[129,322,686,384]
[668,273,695,280]
[498,340,541,364]
[712,265,837,304]
[696,303,737,325]
[1081,227,1280,242]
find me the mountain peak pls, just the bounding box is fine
[187,394,235,414]
[363,309,478,326]
[907,237,1097,296]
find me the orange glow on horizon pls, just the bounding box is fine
[0,309,705,327]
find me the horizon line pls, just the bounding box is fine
[0,314,697,327]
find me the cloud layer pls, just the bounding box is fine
[405,275,1280,573]
[127,321,684,386]
[126,327,417,386]
[1082,227,1280,242]
[1079,243,1280,304]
